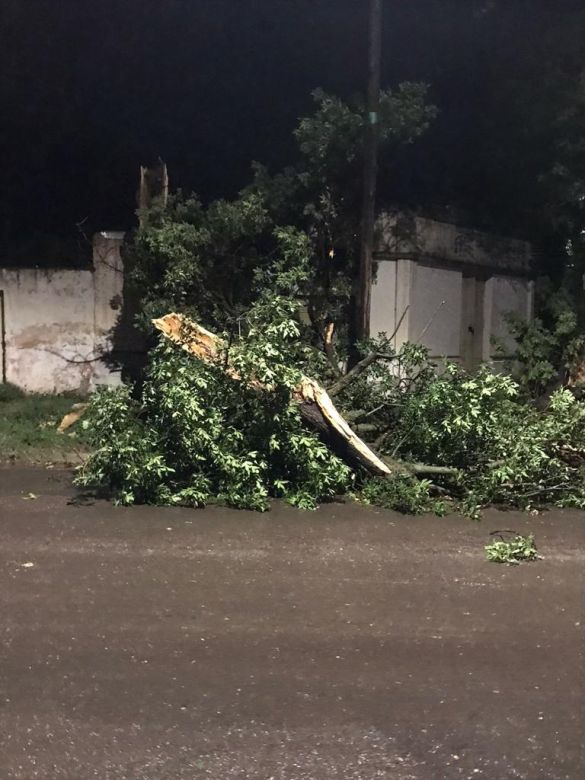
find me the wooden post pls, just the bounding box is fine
[354,0,383,348]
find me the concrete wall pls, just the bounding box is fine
[371,260,534,365]
[371,213,534,367]
[488,275,534,358]
[369,260,398,344]
[377,212,532,274]
[371,260,463,359]
[409,264,463,358]
[0,233,124,394]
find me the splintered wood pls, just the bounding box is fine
[152,313,392,477]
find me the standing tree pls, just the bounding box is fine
[124,83,437,361]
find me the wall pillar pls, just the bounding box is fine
[92,232,125,386]
[482,277,495,362]
[526,279,535,321]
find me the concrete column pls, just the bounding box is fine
[92,232,125,386]
[460,275,476,370]
[525,279,535,321]
[482,277,494,362]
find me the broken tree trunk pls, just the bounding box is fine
[152,313,393,477]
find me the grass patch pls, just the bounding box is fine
[0,382,26,403]
[0,392,89,464]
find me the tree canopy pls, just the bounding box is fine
[126,84,437,350]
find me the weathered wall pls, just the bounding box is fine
[377,212,532,274]
[488,275,534,357]
[371,212,534,367]
[369,260,398,344]
[371,260,465,360]
[0,233,124,393]
[370,259,463,358]
[409,264,463,358]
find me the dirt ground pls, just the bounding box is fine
[0,468,583,779]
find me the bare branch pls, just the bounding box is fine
[327,351,394,398]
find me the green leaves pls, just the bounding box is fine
[361,355,585,516]
[126,191,273,334]
[485,534,539,565]
[76,385,174,506]
[294,84,437,174]
[359,476,447,516]
[389,364,520,471]
[504,285,585,399]
[76,296,350,512]
[125,83,436,356]
[77,314,585,518]
[378,83,439,145]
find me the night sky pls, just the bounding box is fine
[1,0,584,258]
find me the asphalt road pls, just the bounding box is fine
[1,468,584,779]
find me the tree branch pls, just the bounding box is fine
[380,455,460,477]
[327,351,394,397]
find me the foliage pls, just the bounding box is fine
[125,84,437,351]
[263,85,437,347]
[359,475,447,516]
[468,388,585,511]
[335,338,436,437]
[294,85,437,185]
[387,364,520,470]
[83,61,585,522]
[504,285,585,398]
[80,266,585,517]
[77,296,351,510]
[485,533,539,565]
[126,192,274,333]
[79,292,585,517]
[353,354,585,515]
[75,385,170,505]
[540,70,585,249]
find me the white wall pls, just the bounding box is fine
[0,234,124,394]
[370,260,534,367]
[372,260,463,359]
[409,264,462,358]
[91,233,126,387]
[370,260,398,342]
[373,213,535,368]
[487,275,534,360]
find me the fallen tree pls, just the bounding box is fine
[151,313,459,483]
[77,298,585,517]
[152,312,393,478]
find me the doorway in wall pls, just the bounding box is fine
[460,273,487,370]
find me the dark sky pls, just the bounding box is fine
[1,0,584,254]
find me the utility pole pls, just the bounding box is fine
[354,0,383,348]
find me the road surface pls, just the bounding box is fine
[1,468,584,778]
